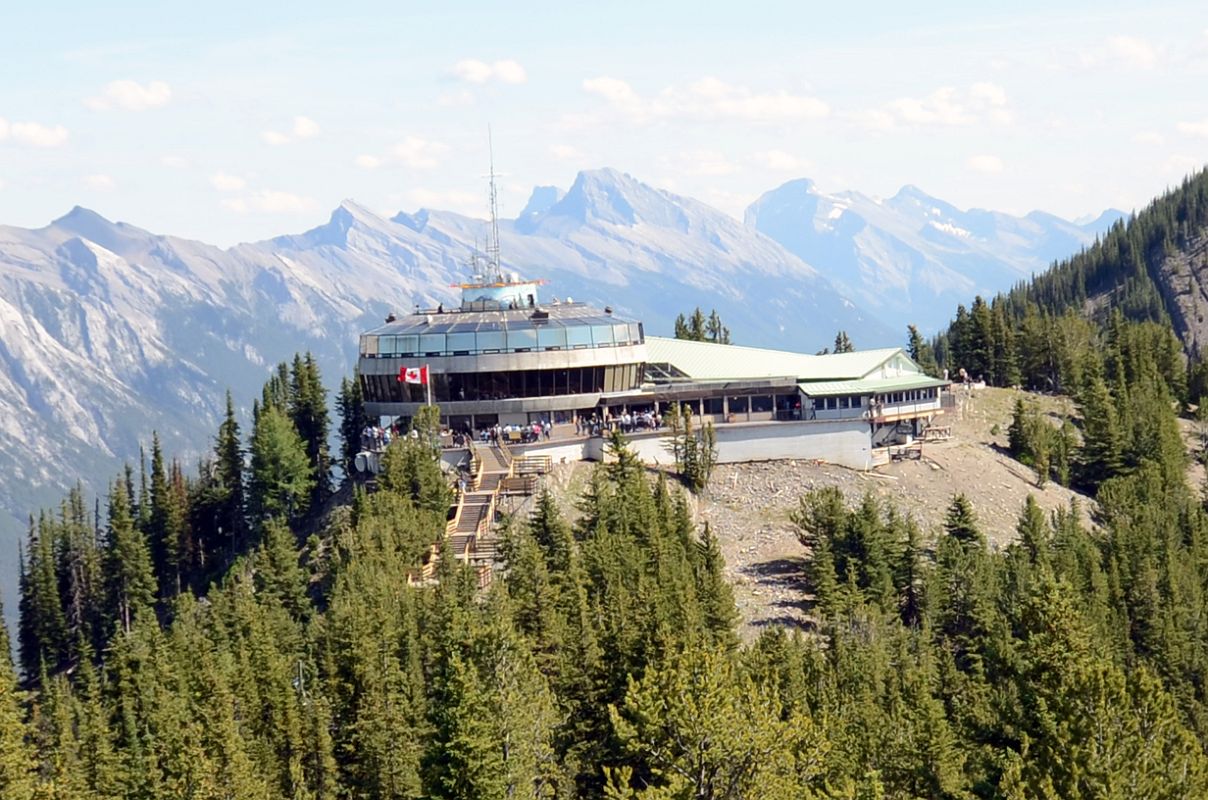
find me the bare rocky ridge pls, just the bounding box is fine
[1155,231,1208,356]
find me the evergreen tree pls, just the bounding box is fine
[248,404,316,526]
[103,480,157,637]
[833,330,854,353]
[214,390,247,555]
[336,373,368,476]
[0,606,36,800]
[906,324,940,377]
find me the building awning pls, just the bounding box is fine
[799,374,950,397]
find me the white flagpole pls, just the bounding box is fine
[425,364,432,407]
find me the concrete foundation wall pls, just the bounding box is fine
[525,419,874,471]
[436,419,875,475]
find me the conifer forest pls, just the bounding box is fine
[10,176,1208,799]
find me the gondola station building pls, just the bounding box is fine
[358,275,950,471]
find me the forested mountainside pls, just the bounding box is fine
[6,273,1208,800]
[933,167,1208,395]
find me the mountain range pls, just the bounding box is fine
[0,167,1121,621]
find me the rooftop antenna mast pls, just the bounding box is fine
[486,126,504,283]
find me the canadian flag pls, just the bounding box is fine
[398,366,429,385]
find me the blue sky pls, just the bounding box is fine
[2,0,1207,245]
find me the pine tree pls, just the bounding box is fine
[103,480,158,637]
[833,330,854,353]
[214,390,247,555]
[907,324,940,377]
[694,523,739,650]
[248,404,316,526]
[943,493,983,549]
[0,605,36,800]
[336,373,368,476]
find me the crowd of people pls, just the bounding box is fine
[363,409,669,453]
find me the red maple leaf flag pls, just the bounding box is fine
[398,366,429,385]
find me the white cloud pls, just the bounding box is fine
[966,154,1004,173]
[437,90,475,107]
[223,190,317,214]
[159,154,188,168]
[859,83,1012,130]
[750,149,808,171]
[354,154,383,169]
[1134,130,1165,145]
[84,174,115,190]
[1104,35,1159,69]
[0,119,70,147]
[292,115,320,138]
[261,130,290,146]
[392,137,450,169]
[0,177,5,191]
[1163,154,1202,178]
[403,188,482,214]
[86,80,172,111]
[550,144,582,161]
[210,172,246,191]
[1080,36,1161,70]
[670,148,738,176]
[1177,120,1208,138]
[582,75,829,124]
[452,58,527,85]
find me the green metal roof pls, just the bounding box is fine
[644,336,904,382]
[799,374,949,397]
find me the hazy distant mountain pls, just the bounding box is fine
[0,168,886,624]
[745,178,1124,331]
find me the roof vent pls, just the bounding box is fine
[385,312,397,323]
[604,306,613,315]
[530,308,549,320]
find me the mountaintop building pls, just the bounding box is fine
[358,272,950,471]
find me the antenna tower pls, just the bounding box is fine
[486,126,503,283]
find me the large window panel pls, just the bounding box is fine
[446,331,476,354]
[613,323,631,345]
[565,325,592,348]
[396,334,418,356]
[476,329,505,352]
[591,325,614,347]
[538,326,567,350]
[419,333,445,355]
[507,327,538,351]
[362,335,378,356]
[376,335,395,356]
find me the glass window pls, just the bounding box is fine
[613,323,631,345]
[476,330,505,352]
[565,324,592,348]
[591,325,614,347]
[396,334,418,355]
[420,333,445,355]
[751,395,773,413]
[538,326,567,350]
[446,332,475,353]
[507,327,538,351]
[636,322,645,343]
[839,396,850,409]
[704,397,724,414]
[728,396,749,413]
[361,335,378,356]
[376,335,394,356]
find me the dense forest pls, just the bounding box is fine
[7,173,1208,798]
[933,166,1208,397]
